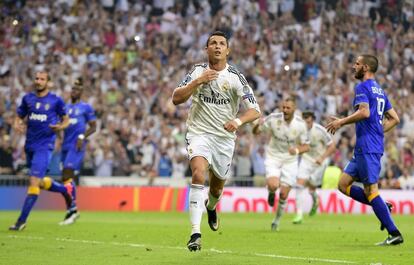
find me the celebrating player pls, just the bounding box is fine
[326,54,403,245]
[59,78,96,225]
[293,110,335,224]
[172,31,260,251]
[253,97,309,231]
[10,71,72,231]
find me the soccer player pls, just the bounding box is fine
[10,71,72,231]
[172,31,260,251]
[253,98,309,231]
[326,54,403,246]
[59,78,96,225]
[293,110,335,224]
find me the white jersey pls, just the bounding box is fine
[179,63,260,139]
[302,122,333,162]
[260,113,309,162]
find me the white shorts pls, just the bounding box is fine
[264,157,299,187]
[186,132,235,180]
[298,158,329,186]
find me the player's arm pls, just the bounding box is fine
[224,108,260,133]
[383,108,400,133]
[49,115,70,132]
[288,143,310,156]
[172,69,218,105]
[13,115,26,134]
[85,120,97,138]
[316,142,336,165]
[326,103,370,134]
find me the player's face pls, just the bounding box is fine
[282,101,295,121]
[71,86,83,100]
[352,57,366,80]
[34,72,48,92]
[206,35,229,63]
[304,116,314,129]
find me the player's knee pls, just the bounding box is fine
[279,191,289,200]
[191,167,206,184]
[209,187,222,198]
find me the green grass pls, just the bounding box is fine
[0,211,412,265]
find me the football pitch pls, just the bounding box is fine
[0,211,412,265]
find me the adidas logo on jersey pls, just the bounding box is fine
[29,113,47,122]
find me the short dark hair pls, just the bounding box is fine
[206,31,229,47]
[302,110,315,119]
[360,54,378,73]
[74,77,83,87]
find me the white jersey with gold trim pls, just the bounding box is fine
[260,113,309,162]
[302,122,333,162]
[179,63,260,139]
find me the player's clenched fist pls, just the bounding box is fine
[224,119,241,132]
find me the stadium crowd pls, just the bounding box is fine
[0,0,413,189]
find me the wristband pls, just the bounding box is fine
[234,118,243,126]
[295,148,299,155]
[78,134,85,140]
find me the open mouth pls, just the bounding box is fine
[215,51,221,56]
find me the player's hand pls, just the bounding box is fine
[288,147,298,155]
[315,157,324,165]
[224,120,239,132]
[76,139,84,151]
[14,121,26,134]
[325,116,342,135]
[198,69,219,84]
[49,123,64,132]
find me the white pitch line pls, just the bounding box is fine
[7,235,357,264]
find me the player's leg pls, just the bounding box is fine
[364,183,403,245]
[338,157,370,205]
[59,149,83,224]
[272,184,291,231]
[293,177,306,224]
[308,162,326,216]
[205,170,225,231]
[360,154,403,245]
[187,156,209,251]
[308,184,318,216]
[10,176,40,231]
[265,158,281,207]
[10,150,45,230]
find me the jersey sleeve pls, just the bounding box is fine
[384,94,392,113]
[17,95,28,118]
[56,97,67,117]
[85,104,97,122]
[321,127,333,146]
[235,73,260,112]
[178,65,202,87]
[299,123,310,145]
[353,84,369,108]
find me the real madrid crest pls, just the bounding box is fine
[221,81,230,91]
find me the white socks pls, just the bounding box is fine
[189,184,204,235]
[295,185,305,216]
[274,199,286,223]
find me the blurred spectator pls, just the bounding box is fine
[0,0,412,187]
[398,169,414,190]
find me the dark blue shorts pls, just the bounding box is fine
[61,148,85,172]
[344,153,382,184]
[26,149,53,178]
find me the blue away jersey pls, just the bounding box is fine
[353,79,392,154]
[62,101,96,151]
[17,92,66,151]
